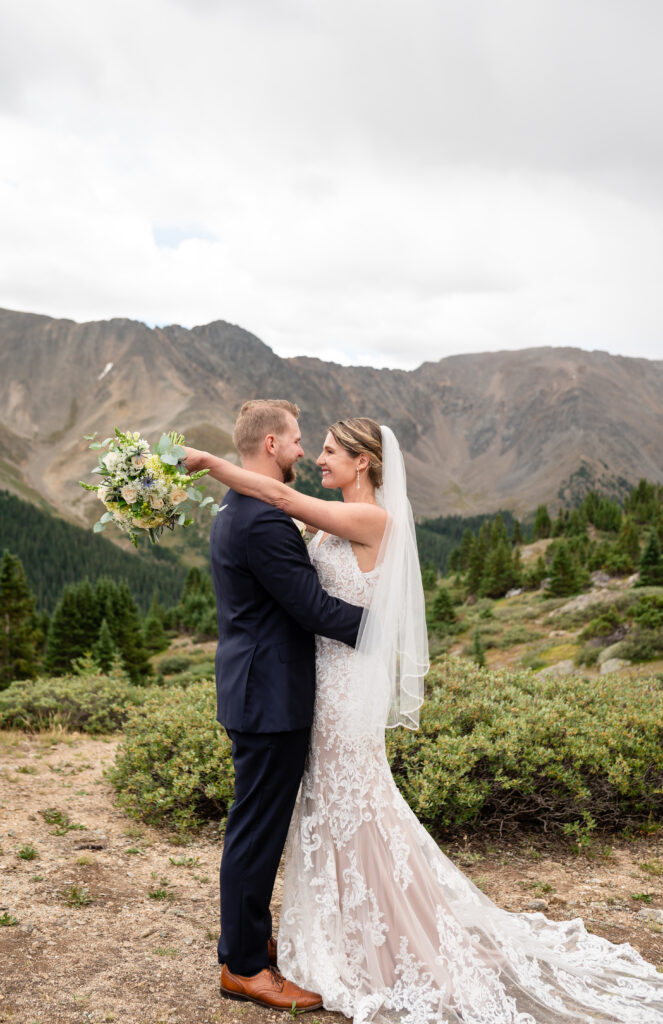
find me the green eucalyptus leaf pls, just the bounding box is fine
[93,521,106,533]
[177,512,186,526]
[154,433,173,456]
[186,487,202,502]
[100,511,114,523]
[199,496,213,508]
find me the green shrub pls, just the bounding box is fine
[580,608,624,640]
[109,657,663,841]
[0,670,148,733]
[496,625,542,648]
[385,657,663,839]
[110,682,234,831]
[632,594,663,630]
[620,628,663,663]
[575,644,601,667]
[158,654,194,676]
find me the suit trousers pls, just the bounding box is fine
[218,726,310,975]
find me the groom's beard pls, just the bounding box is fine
[277,456,297,484]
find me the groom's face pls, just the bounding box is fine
[274,414,304,484]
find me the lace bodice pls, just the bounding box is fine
[277,531,663,1024]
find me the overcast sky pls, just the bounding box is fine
[1,0,662,369]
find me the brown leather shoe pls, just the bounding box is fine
[220,964,322,1012]
[268,935,278,966]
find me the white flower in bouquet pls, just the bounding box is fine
[80,428,213,546]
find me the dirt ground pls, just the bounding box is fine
[2,731,663,1024]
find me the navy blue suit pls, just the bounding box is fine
[210,489,363,974]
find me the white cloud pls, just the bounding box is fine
[0,0,662,368]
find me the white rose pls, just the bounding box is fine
[171,486,188,505]
[97,486,108,503]
[132,454,146,470]
[121,485,138,503]
[103,450,121,471]
[149,495,164,510]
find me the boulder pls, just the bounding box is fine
[600,658,632,675]
[535,659,578,679]
[637,907,663,925]
[597,642,626,665]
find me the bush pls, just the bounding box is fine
[158,654,194,676]
[385,657,663,839]
[110,682,234,831]
[620,628,663,663]
[632,594,663,630]
[108,657,663,841]
[580,608,624,640]
[0,669,147,733]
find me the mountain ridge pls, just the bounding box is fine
[1,306,662,523]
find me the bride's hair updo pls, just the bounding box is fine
[328,417,383,488]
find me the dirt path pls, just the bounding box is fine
[2,731,663,1024]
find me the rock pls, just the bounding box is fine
[548,588,616,619]
[140,927,157,938]
[591,571,612,586]
[637,908,663,925]
[597,642,627,665]
[527,899,549,911]
[600,658,632,675]
[627,573,640,586]
[535,660,578,679]
[505,588,523,598]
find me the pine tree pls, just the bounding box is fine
[472,627,485,667]
[143,611,168,653]
[94,617,121,672]
[533,505,552,540]
[466,534,485,596]
[547,541,583,597]
[638,530,663,587]
[481,540,517,598]
[421,564,437,591]
[102,581,152,682]
[0,550,40,688]
[616,517,641,565]
[45,582,96,675]
[512,520,523,546]
[459,529,474,571]
[430,586,456,626]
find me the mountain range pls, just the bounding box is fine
[1,307,662,524]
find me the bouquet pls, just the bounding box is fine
[80,429,214,546]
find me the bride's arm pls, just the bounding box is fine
[183,447,386,545]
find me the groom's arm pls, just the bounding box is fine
[247,506,363,647]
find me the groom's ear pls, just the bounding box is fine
[264,433,277,456]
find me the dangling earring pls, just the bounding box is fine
[356,467,360,489]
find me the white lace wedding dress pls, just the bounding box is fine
[278,531,663,1024]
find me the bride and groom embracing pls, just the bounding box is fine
[184,400,663,1024]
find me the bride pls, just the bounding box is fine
[186,417,663,1023]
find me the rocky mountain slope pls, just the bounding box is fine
[1,307,662,522]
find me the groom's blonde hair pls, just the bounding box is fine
[233,399,300,457]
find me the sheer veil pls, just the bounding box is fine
[343,425,429,739]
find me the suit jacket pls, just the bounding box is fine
[210,489,363,732]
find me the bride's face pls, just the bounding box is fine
[316,431,359,489]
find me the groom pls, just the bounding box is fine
[208,399,363,1011]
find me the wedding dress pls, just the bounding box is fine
[278,529,663,1024]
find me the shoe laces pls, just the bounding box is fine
[268,966,285,992]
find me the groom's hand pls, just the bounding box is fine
[181,446,209,474]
